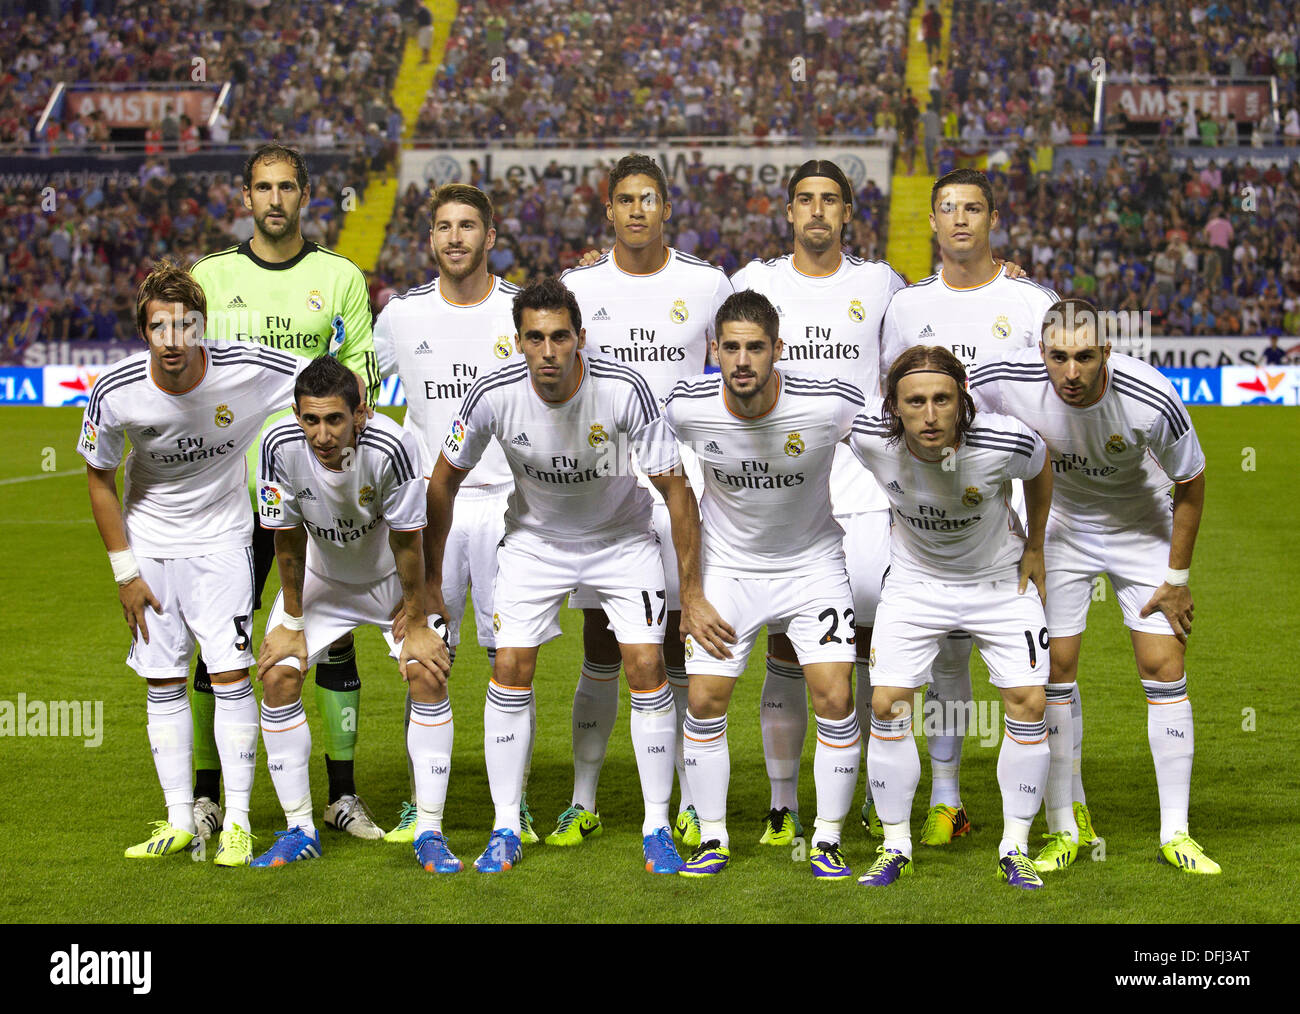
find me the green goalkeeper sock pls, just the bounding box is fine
[192,661,221,794]
[315,643,360,802]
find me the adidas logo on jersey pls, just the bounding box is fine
[592,307,611,321]
[511,432,531,447]
[415,341,432,355]
[704,440,723,454]
[918,324,935,339]
[140,426,160,436]
[297,487,317,501]
[226,296,247,309]
[886,480,904,493]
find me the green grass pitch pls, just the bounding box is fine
[1,405,1296,923]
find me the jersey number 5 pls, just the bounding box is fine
[233,614,251,652]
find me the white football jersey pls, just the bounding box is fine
[372,274,520,485]
[969,349,1206,531]
[563,247,732,500]
[442,352,680,544]
[731,253,905,514]
[880,266,1059,376]
[849,404,1047,583]
[78,343,304,558]
[665,370,864,578]
[257,412,426,586]
[561,247,732,397]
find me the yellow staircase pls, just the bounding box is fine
[884,0,951,283]
[334,1,459,270]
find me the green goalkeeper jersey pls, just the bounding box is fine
[192,240,380,496]
[191,240,379,402]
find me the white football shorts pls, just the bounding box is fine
[493,529,667,648]
[840,508,891,626]
[570,500,680,612]
[870,574,1049,689]
[685,568,858,679]
[440,482,509,650]
[1045,510,1176,637]
[264,570,449,672]
[125,548,256,679]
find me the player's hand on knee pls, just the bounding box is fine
[1140,583,1193,644]
[119,577,161,645]
[258,625,308,679]
[400,623,451,683]
[1018,546,1046,603]
[680,594,737,660]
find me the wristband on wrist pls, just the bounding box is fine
[1165,568,1190,587]
[280,613,306,631]
[108,548,140,585]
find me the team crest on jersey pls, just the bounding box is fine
[684,637,694,661]
[848,299,865,323]
[670,299,689,324]
[82,420,97,447]
[493,613,501,634]
[1105,433,1127,454]
[784,432,805,457]
[588,423,608,448]
[962,486,982,507]
[493,336,512,359]
[992,314,1012,340]
[358,485,375,507]
[869,647,877,670]
[214,404,234,428]
[259,484,282,507]
[307,290,324,312]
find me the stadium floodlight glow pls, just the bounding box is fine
[35,82,64,138]
[208,82,231,130]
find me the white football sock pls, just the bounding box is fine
[523,689,536,792]
[409,697,453,836]
[1071,681,1087,804]
[570,658,619,811]
[927,634,972,807]
[760,656,806,812]
[855,660,872,801]
[868,710,919,858]
[212,677,258,831]
[998,715,1049,855]
[629,682,675,834]
[484,681,532,836]
[666,665,692,808]
[1045,682,1077,838]
[812,713,860,846]
[1144,677,1193,844]
[146,683,195,832]
[683,711,729,848]
[260,698,314,835]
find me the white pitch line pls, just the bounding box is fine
[7,519,93,524]
[0,469,83,486]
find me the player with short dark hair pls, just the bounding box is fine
[252,357,453,869]
[188,142,382,844]
[970,299,1218,875]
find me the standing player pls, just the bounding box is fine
[556,153,732,848]
[189,143,383,842]
[252,358,453,870]
[970,299,1218,874]
[371,183,526,842]
[80,261,306,865]
[730,159,904,846]
[426,278,726,874]
[666,291,863,879]
[878,168,1061,848]
[849,346,1055,889]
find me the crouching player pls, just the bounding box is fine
[849,346,1055,889]
[970,299,1217,874]
[254,357,452,870]
[81,260,308,864]
[665,290,863,880]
